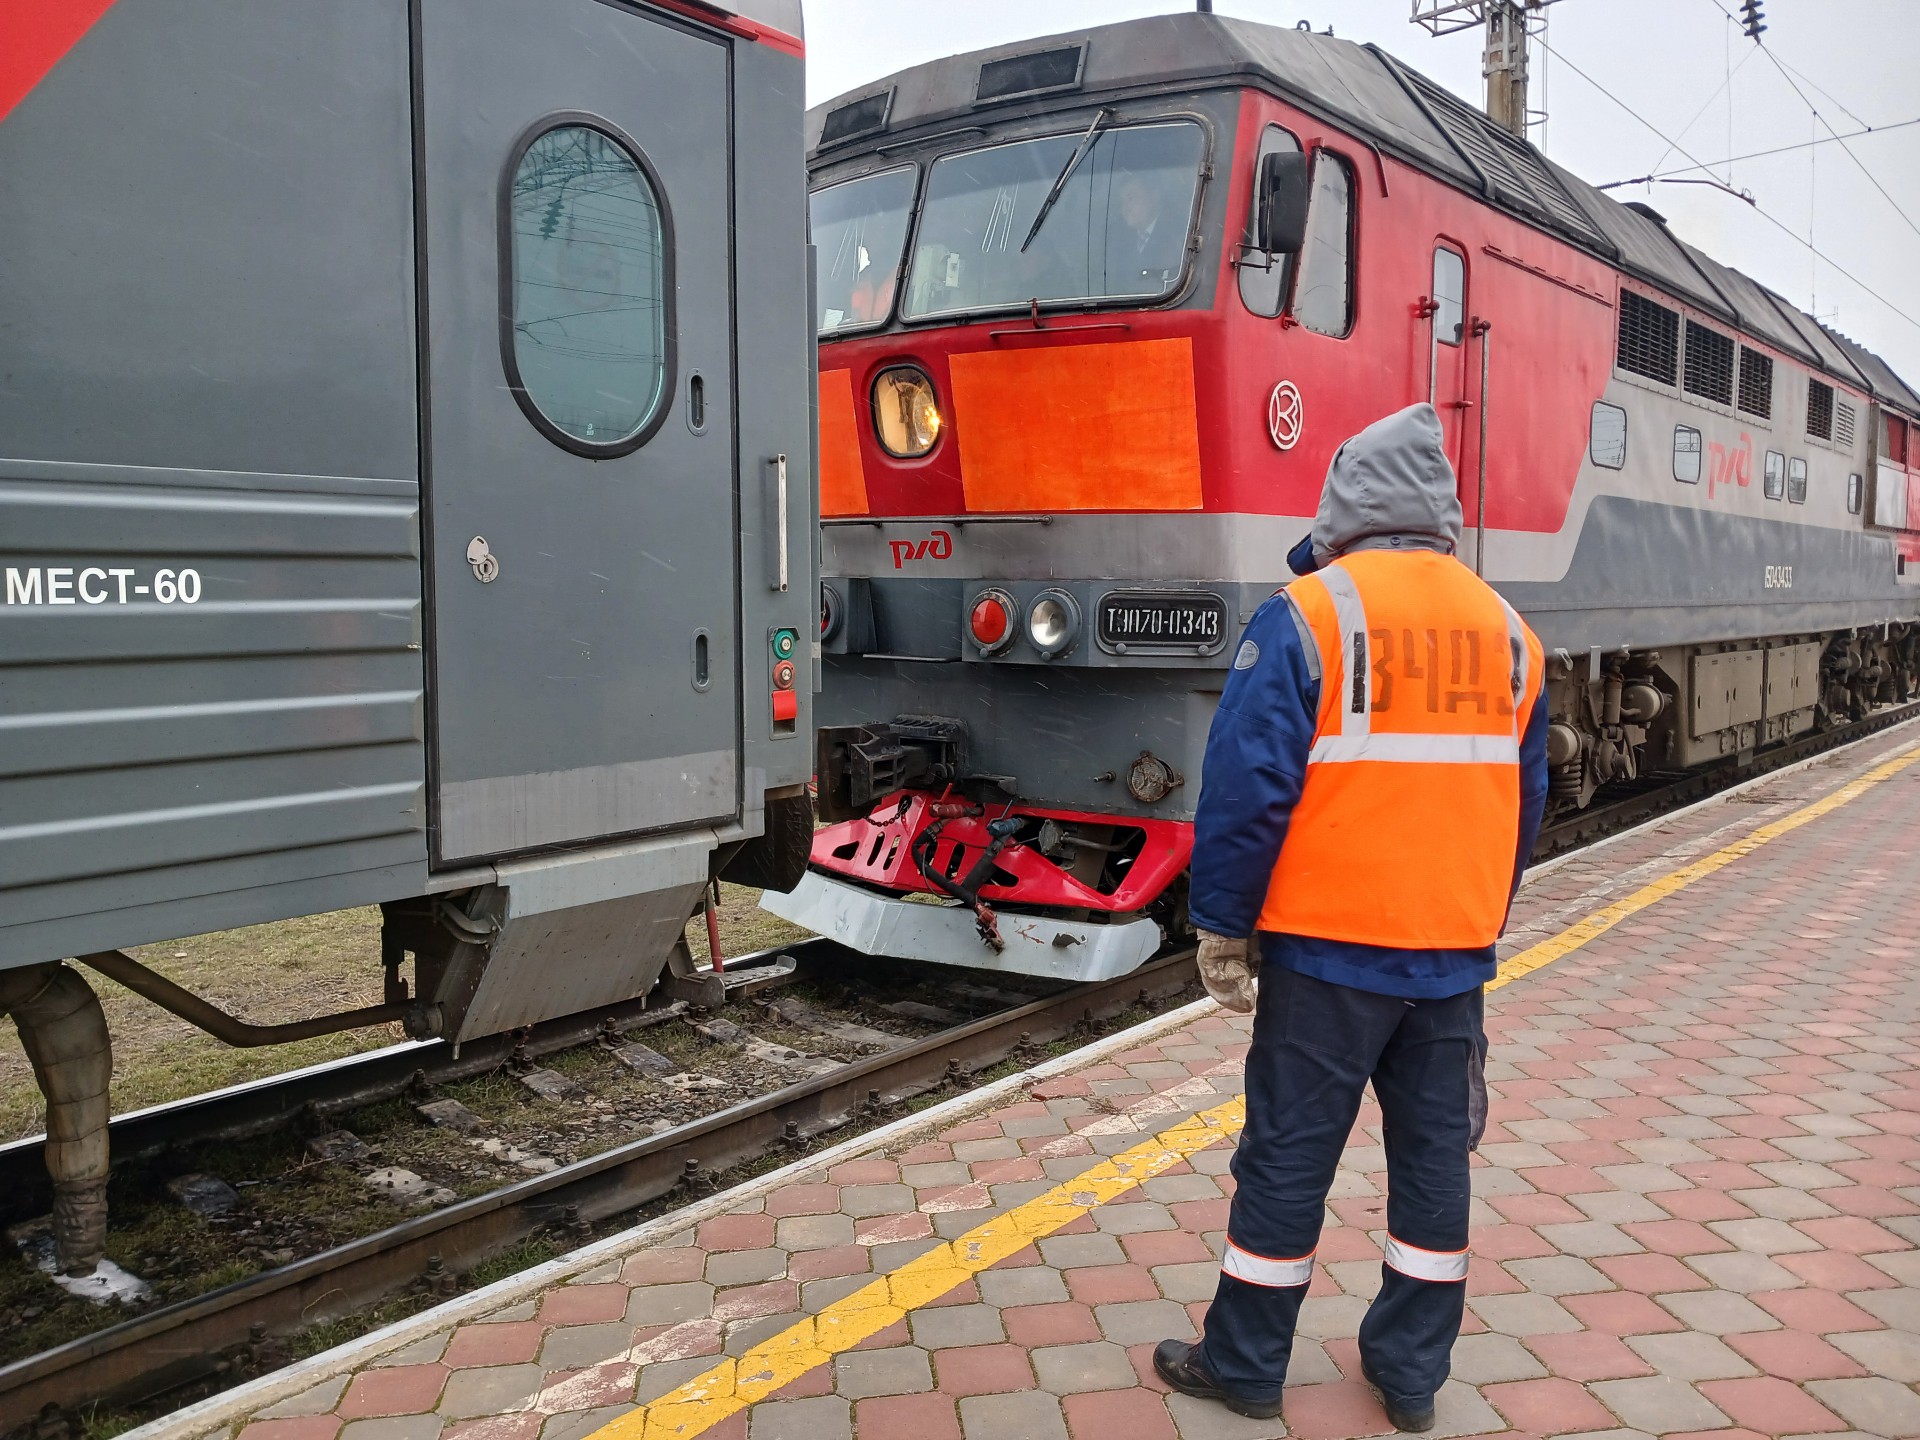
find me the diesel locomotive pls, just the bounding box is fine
[1,0,813,1272]
[766,11,1920,983]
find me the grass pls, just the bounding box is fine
[0,885,808,1144]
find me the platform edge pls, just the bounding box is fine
[123,990,1221,1440]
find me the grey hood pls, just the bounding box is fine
[1308,402,1462,566]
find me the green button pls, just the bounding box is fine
[772,628,797,659]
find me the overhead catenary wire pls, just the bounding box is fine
[1600,118,1920,187]
[1531,30,1920,337]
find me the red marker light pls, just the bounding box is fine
[970,596,1011,649]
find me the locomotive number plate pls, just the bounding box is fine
[1096,590,1228,654]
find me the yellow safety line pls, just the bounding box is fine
[1489,743,1920,991]
[594,1096,1248,1440]
[581,741,1918,1440]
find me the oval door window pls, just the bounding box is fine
[504,121,672,453]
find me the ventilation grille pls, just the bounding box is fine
[1618,291,1680,386]
[1836,399,1857,450]
[975,45,1084,104]
[819,90,893,147]
[1808,379,1834,440]
[1737,349,1773,418]
[1683,321,1735,406]
[1405,72,1606,246]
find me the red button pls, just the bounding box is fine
[970,597,1010,647]
[772,690,799,723]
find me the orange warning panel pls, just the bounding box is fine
[947,337,1204,512]
[817,368,868,517]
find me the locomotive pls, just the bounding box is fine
[1,0,813,1272]
[766,11,1920,982]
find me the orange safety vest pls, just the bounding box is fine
[1256,549,1545,950]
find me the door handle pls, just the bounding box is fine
[765,453,788,593]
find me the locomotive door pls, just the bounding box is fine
[418,0,739,864]
[1428,245,1469,466]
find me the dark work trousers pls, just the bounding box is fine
[1195,964,1487,1409]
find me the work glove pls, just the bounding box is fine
[1196,930,1257,1013]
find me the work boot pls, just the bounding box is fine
[1152,1339,1285,1420]
[1362,1360,1436,1433]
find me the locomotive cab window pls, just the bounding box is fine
[504,121,670,453]
[1293,150,1355,338]
[1238,124,1302,319]
[904,119,1205,320]
[1589,402,1626,469]
[812,166,916,335]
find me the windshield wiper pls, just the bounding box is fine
[1019,108,1111,253]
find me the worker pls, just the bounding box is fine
[1153,403,1549,1432]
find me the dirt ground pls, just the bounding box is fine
[0,887,809,1143]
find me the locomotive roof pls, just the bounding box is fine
[809,11,1917,415]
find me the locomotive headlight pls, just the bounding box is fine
[1026,590,1080,658]
[872,366,942,457]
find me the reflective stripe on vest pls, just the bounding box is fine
[1256,550,1547,950]
[1221,1240,1315,1288]
[1382,1235,1470,1283]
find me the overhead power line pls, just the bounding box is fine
[1600,117,1920,187]
[1531,32,1920,336]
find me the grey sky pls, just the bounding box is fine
[804,1,1920,383]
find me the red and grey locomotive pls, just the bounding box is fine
[768,12,1920,981]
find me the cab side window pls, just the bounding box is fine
[1238,124,1302,319]
[1294,151,1355,337]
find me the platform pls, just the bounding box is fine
[137,723,1920,1440]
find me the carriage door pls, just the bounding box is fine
[419,0,738,864]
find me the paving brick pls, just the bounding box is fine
[1057,1387,1176,1440]
[239,1421,343,1440]
[340,1367,450,1420]
[1503,1254,1614,1295]
[832,1345,932,1399]
[1447,1332,1547,1385]
[1162,1392,1299,1439]
[1588,1375,1730,1434]
[1031,1340,1138,1395]
[1621,1331,1755,1381]
[1467,1291,1582,1336]
[1724,1328,1869,1381]
[744,1394,850,1440]
[955,1390,1070,1440]
[699,1213,778,1253]
[536,1323,632,1373]
[1002,1302,1102,1349]
[908,1304,1005,1351]
[1683,1250,1803,1293]
[337,1419,443,1440]
[764,1184,841,1219]
[444,1324,545,1370]
[1752,1286,1885,1333]
[852,1393,961,1440]
[1482,1376,1615,1434]
[1806,1377,1920,1437]
[1522,1330,1656,1382]
[1561,1290,1686,1336]
[435,1364,545,1420]
[1698,1377,1848,1435]
[256,1377,352,1420]
[1095,1298,1195,1347]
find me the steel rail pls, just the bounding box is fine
[0,948,811,1217]
[0,950,1198,1420]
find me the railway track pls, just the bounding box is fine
[0,943,1201,1427]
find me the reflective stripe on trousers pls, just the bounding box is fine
[1383,1234,1470,1283]
[1221,1240,1314,1288]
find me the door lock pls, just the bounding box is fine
[466,536,500,584]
